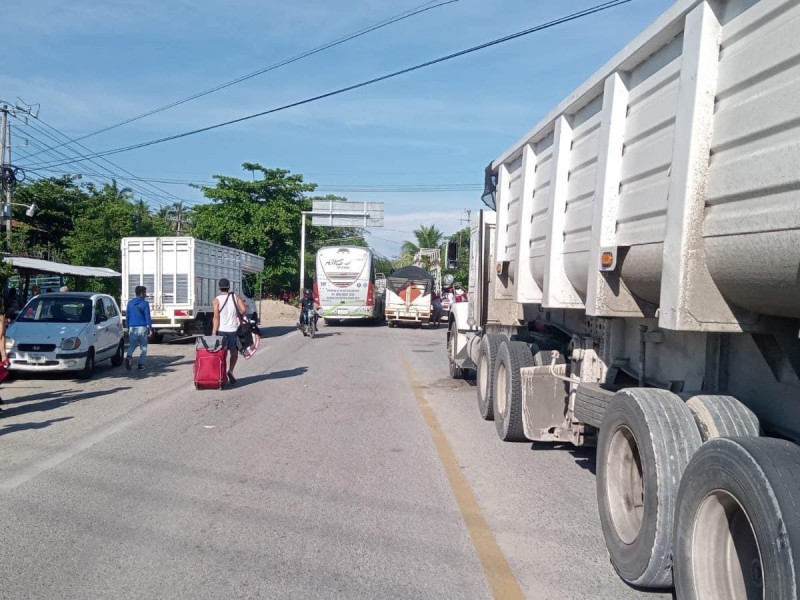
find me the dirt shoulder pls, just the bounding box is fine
[257,299,299,326]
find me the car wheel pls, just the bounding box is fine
[79,349,95,380]
[110,340,125,367]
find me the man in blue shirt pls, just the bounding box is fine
[125,285,152,370]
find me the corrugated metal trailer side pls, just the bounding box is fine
[492,0,800,330]
[450,0,800,594]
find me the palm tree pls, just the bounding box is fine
[162,201,190,234]
[400,224,444,265]
[103,179,135,202]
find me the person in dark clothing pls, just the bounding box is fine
[125,286,153,370]
[299,289,317,332]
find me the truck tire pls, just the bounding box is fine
[683,394,761,441]
[573,383,619,428]
[493,341,535,442]
[673,437,800,599]
[476,333,506,421]
[596,388,702,588]
[447,322,465,379]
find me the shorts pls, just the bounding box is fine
[219,330,240,351]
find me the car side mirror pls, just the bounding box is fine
[96,315,108,324]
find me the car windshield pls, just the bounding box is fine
[16,297,93,323]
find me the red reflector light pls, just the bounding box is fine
[367,281,375,307]
[174,310,188,316]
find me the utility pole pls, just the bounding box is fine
[0,105,10,245]
[0,103,35,250]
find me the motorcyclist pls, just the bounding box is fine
[299,289,317,333]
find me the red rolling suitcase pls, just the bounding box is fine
[194,336,228,389]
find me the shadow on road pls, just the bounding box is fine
[234,367,308,387]
[0,386,131,423]
[529,442,597,476]
[306,333,340,340]
[261,325,298,338]
[0,416,73,435]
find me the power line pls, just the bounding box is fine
[27,115,192,206]
[11,117,174,209]
[18,167,482,194]
[13,114,195,208]
[21,0,458,159]
[34,0,632,169]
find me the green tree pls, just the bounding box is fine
[191,164,317,294]
[158,201,192,234]
[399,224,445,266]
[64,183,166,294]
[9,175,86,258]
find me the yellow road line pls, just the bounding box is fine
[401,353,525,600]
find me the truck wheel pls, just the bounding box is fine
[596,388,701,587]
[674,437,800,600]
[447,323,464,379]
[493,341,535,442]
[683,394,761,441]
[476,333,506,421]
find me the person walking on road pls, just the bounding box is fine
[0,306,10,416]
[125,285,153,370]
[212,278,248,385]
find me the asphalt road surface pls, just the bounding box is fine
[0,322,673,600]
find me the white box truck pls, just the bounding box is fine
[447,0,800,595]
[121,237,264,335]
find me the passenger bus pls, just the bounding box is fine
[314,246,384,323]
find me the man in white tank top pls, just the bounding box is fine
[212,278,248,384]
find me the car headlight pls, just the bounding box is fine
[61,337,82,350]
[5,337,14,351]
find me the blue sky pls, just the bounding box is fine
[4,0,674,257]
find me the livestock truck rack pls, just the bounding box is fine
[121,237,265,336]
[448,0,800,596]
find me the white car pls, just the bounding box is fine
[6,292,125,378]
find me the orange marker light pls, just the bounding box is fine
[601,252,614,269]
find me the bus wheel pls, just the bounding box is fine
[596,388,701,588]
[674,437,800,599]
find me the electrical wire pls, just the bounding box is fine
[11,118,174,209]
[25,115,192,205]
[13,115,194,208]
[21,0,458,159]
[34,0,632,169]
[17,167,482,195]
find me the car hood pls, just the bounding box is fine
[8,322,90,343]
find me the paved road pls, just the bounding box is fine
[0,322,672,599]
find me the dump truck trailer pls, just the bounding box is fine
[447,0,800,595]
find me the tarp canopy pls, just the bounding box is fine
[387,265,434,295]
[4,256,121,277]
